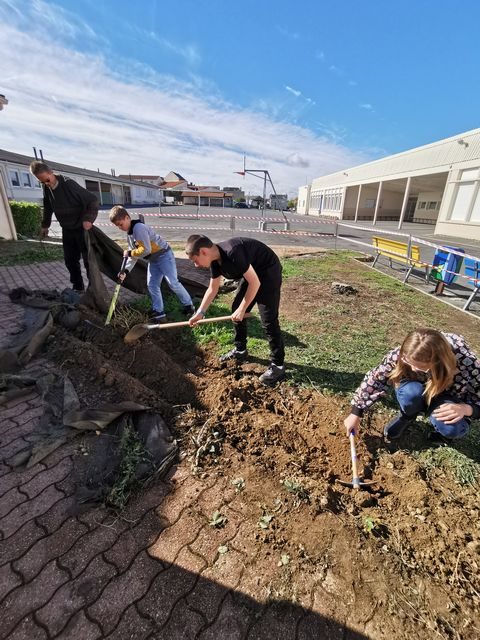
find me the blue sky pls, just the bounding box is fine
[1,0,479,195]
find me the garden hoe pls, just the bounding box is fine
[124,313,252,344]
[337,432,377,491]
[105,257,128,326]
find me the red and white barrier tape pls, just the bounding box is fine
[95,222,333,239]
[138,211,335,225]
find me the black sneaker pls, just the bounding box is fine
[427,431,450,446]
[259,364,286,386]
[383,413,415,440]
[219,347,248,363]
[182,304,195,316]
[150,313,167,324]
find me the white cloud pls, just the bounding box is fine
[0,16,368,196]
[276,25,299,40]
[315,50,326,62]
[285,85,302,98]
[359,103,374,111]
[285,85,316,106]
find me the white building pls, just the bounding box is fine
[0,149,161,207]
[297,128,480,241]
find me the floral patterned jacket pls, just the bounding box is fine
[351,333,480,419]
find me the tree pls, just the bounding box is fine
[287,197,298,210]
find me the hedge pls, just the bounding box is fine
[10,201,42,237]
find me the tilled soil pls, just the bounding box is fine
[43,309,480,640]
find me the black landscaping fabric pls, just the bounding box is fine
[0,225,180,508]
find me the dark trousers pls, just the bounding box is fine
[232,266,284,366]
[62,227,89,291]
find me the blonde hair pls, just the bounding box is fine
[389,328,457,404]
[109,205,130,223]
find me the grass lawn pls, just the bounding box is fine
[0,239,64,266]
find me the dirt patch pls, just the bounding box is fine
[36,275,479,639]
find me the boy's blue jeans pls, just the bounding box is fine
[395,380,469,439]
[147,249,192,314]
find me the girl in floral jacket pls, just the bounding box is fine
[344,328,480,441]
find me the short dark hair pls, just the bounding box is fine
[30,161,51,176]
[185,234,214,256]
[109,205,130,223]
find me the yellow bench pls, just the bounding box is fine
[371,236,429,283]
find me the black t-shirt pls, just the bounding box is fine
[210,237,280,281]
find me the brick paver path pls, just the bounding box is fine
[0,261,366,639]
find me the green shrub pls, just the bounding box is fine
[10,201,42,237]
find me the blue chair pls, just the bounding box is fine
[463,257,480,311]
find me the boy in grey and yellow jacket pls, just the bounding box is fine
[109,206,194,323]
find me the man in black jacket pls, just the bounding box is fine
[30,161,99,292]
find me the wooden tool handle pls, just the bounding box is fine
[147,313,252,330]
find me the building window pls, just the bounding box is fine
[9,170,20,187]
[21,172,31,187]
[418,201,426,209]
[364,198,376,209]
[427,201,437,210]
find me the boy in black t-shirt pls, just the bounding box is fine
[185,235,285,385]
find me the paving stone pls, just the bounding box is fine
[88,550,164,634]
[0,421,42,450]
[148,509,204,565]
[137,547,205,626]
[104,509,165,573]
[0,563,22,602]
[0,488,27,519]
[228,520,259,559]
[0,520,46,567]
[0,403,29,422]
[36,554,117,637]
[8,406,44,427]
[185,567,229,626]
[0,485,65,538]
[43,443,76,468]
[103,604,155,640]
[13,517,88,582]
[297,612,346,640]
[54,610,102,640]
[0,560,69,638]
[154,475,204,526]
[159,598,205,639]
[247,601,304,640]
[3,394,38,410]
[6,615,47,640]
[60,518,128,579]
[121,481,171,521]
[20,457,72,499]
[200,548,245,592]
[0,437,31,462]
[197,592,252,640]
[0,463,45,500]
[35,494,76,534]
[194,476,237,518]
[187,508,243,566]
[0,419,18,438]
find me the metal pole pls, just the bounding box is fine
[262,173,266,217]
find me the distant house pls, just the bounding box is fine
[118,174,164,186]
[181,190,233,207]
[223,187,245,201]
[269,193,288,210]
[0,149,161,206]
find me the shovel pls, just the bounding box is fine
[105,257,128,326]
[337,432,377,491]
[124,313,252,344]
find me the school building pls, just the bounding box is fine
[297,127,480,241]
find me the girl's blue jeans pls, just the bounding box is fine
[147,249,192,314]
[395,380,469,439]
